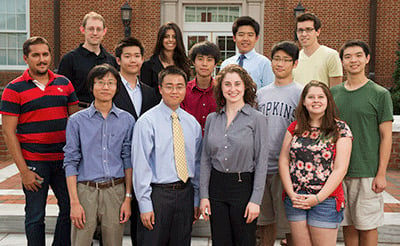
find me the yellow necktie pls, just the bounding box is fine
[171,112,189,182]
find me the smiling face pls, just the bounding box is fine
[92,72,117,103]
[81,17,106,47]
[342,46,370,76]
[271,50,297,80]
[296,20,320,48]
[117,45,144,77]
[221,72,245,105]
[233,25,259,54]
[303,86,327,118]
[159,74,186,110]
[24,43,51,77]
[162,29,177,52]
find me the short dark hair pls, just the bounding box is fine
[115,36,145,58]
[87,64,121,99]
[158,65,188,86]
[232,16,260,36]
[339,40,370,60]
[296,13,322,31]
[23,36,51,56]
[189,41,221,63]
[271,41,299,63]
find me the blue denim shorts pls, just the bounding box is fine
[284,194,343,229]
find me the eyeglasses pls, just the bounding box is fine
[296,28,315,34]
[94,81,117,87]
[162,85,186,92]
[86,27,104,33]
[272,57,293,63]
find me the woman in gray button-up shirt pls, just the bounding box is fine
[199,64,268,245]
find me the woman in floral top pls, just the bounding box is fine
[279,81,352,246]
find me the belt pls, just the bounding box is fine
[78,177,124,189]
[151,180,190,190]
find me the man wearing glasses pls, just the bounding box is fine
[58,12,118,108]
[256,41,303,246]
[293,13,343,87]
[64,64,135,245]
[132,66,202,246]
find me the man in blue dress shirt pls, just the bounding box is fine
[64,64,135,245]
[220,16,274,88]
[132,66,202,246]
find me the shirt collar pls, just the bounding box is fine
[22,69,56,84]
[160,101,183,118]
[88,103,120,118]
[220,103,252,116]
[79,43,106,57]
[237,49,256,61]
[120,74,140,90]
[190,77,214,92]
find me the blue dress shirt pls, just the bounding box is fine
[64,103,135,181]
[132,101,202,213]
[220,49,275,88]
[120,74,143,116]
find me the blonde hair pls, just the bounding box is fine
[82,12,105,28]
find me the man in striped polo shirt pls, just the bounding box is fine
[0,36,79,245]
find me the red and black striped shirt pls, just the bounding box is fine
[0,69,79,161]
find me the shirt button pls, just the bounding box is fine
[202,116,205,119]
[103,160,106,163]
[224,146,227,149]
[224,158,227,161]
[103,147,106,150]
[224,134,227,137]
[203,104,205,106]
[226,168,229,171]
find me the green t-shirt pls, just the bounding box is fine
[331,80,393,177]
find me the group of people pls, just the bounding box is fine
[0,10,393,246]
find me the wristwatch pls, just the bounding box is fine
[125,193,132,198]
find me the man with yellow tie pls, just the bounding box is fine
[132,66,202,246]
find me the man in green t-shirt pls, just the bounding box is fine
[331,40,393,246]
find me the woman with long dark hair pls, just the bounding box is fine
[140,22,191,101]
[199,64,268,245]
[279,81,352,246]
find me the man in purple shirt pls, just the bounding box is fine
[181,41,220,135]
[63,64,135,245]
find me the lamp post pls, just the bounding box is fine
[121,2,132,37]
[293,2,306,41]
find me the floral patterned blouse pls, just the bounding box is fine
[287,120,352,194]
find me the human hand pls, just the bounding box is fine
[140,211,155,230]
[372,174,387,193]
[193,207,200,224]
[21,170,43,192]
[244,202,259,224]
[70,202,86,229]
[120,199,131,223]
[200,198,211,221]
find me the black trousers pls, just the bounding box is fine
[137,182,194,246]
[130,193,139,246]
[209,168,257,246]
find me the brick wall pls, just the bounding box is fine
[263,0,400,88]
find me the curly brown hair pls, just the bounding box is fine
[214,64,257,112]
[295,80,339,141]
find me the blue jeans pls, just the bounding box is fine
[284,192,343,229]
[23,160,71,246]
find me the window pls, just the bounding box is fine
[0,0,29,70]
[185,6,240,23]
[183,5,240,71]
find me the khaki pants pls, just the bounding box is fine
[72,182,125,246]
